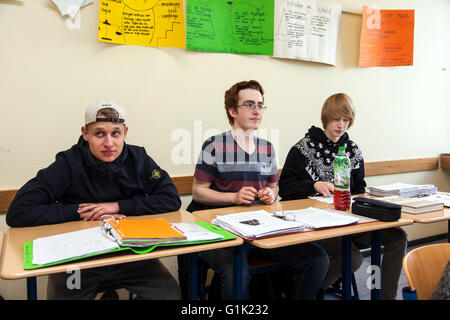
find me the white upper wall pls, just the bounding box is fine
[0,0,449,188]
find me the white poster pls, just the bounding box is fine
[274,0,342,65]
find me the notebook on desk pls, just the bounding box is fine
[212,210,305,240]
[211,208,377,240]
[274,207,370,230]
[24,221,235,270]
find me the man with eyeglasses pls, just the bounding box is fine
[178,80,329,300]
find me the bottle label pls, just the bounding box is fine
[334,170,350,190]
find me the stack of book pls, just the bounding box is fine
[366,183,437,198]
[423,192,450,207]
[379,196,444,214]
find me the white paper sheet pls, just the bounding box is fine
[280,207,360,229]
[309,195,356,204]
[172,223,224,242]
[422,192,450,207]
[274,0,342,65]
[52,0,92,18]
[367,183,437,197]
[32,227,118,265]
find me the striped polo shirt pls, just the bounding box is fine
[194,131,279,194]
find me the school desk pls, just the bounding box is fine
[0,210,243,300]
[193,198,413,300]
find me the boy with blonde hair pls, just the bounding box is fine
[279,93,407,299]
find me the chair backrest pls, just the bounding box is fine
[0,231,4,257]
[403,243,450,300]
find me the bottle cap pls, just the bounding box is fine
[338,146,346,152]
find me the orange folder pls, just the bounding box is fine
[106,218,186,243]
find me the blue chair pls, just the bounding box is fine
[402,286,418,300]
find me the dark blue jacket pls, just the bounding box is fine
[7,136,181,227]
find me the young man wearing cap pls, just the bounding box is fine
[7,101,182,299]
[180,80,329,300]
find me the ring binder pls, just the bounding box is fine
[101,218,187,247]
[100,217,119,243]
[272,210,296,222]
[24,221,237,270]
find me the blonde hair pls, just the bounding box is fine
[321,93,355,128]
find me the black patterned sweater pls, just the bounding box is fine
[279,125,367,200]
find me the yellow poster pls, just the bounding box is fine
[98,0,185,48]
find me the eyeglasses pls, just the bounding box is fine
[237,102,267,112]
[272,210,295,222]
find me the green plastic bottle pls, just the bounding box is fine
[333,146,351,211]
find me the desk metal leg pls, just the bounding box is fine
[27,277,37,300]
[233,246,243,300]
[188,253,199,300]
[371,230,381,300]
[341,235,352,300]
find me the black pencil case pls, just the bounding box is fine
[352,197,401,222]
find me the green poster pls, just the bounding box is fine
[186,0,274,55]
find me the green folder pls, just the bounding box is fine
[23,222,236,270]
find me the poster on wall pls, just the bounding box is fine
[185,0,274,56]
[98,0,186,48]
[52,0,93,18]
[359,6,414,67]
[273,0,342,66]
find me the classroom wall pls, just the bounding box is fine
[0,0,449,299]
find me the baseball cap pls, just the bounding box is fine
[85,100,126,125]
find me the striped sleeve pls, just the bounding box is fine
[194,136,217,183]
[267,142,279,184]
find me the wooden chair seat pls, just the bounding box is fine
[402,243,450,300]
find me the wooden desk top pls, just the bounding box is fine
[193,199,413,249]
[0,210,243,280]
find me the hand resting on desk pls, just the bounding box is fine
[78,202,126,221]
[314,181,334,197]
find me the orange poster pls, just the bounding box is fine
[359,6,414,67]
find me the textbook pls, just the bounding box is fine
[422,192,450,207]
[379,196,444,214]
[24,221,235,270]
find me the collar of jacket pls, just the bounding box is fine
[306,125,349,146]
